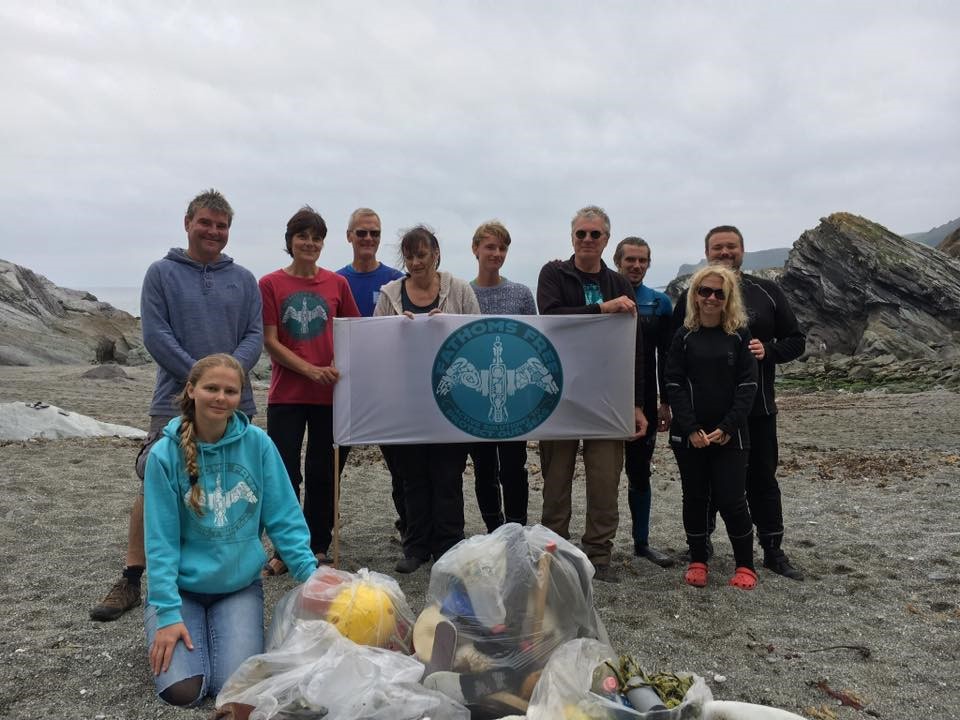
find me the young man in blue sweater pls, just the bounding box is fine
[90,189,264,621]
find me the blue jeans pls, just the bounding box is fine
[144,580,264,705]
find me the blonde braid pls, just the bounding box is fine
[176,353,245,517]
[179,416,205,517]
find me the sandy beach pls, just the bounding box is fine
[0,363,957,720]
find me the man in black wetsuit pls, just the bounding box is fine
[673,225,806,580]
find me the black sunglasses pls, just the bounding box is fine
[696,286,725,300]
[353,229,381,239]
[574,229,604,240]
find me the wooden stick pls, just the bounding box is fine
[333,444,340,568]
[530,540,557,654]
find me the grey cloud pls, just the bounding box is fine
[1,1,957,291]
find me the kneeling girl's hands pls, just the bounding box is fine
[150,622,193,676]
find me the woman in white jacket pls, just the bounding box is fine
[374,225,480,573]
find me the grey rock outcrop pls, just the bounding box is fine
[0,260,149,366]
[780,212,960,362]
[81,364,131,380]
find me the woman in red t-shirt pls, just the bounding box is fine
[258,206,360,573]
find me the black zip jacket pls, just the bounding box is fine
[673,273,805,416]
[665,325,758,449]
[537,256,644,407]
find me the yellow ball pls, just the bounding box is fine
[325,583,397,647]
[563,705,593,720]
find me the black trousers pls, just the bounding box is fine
[673,445,754,569]
[746,414,785,553]
[391,443,469,562]
[469,441,529,531]
[267,404,349,555]
[379,445,406,535]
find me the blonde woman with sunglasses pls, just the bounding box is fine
[665,265,759,590]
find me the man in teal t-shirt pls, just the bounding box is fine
[615,236,675,568]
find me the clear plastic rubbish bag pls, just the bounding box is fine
[268,565,415,653]
[527,638,711,720]
[217,619,469,720]
[415,524,607,719]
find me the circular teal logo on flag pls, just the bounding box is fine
[280,292,329,340]
[433,318,563,439]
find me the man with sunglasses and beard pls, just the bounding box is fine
[672,225,806,580]
[536,205,648,584]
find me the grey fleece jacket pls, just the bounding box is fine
[141,248,263,417]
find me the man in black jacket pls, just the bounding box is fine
[673,225,806,580]
[536,206,647,583]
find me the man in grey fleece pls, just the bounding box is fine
[90,189,264,621]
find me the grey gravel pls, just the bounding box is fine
[0,364,957,719]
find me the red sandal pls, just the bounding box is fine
[684,562,709,587]
[728,566,758,590]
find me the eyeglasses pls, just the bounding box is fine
[696,286,725,300]
[574,229,605,240]
[353,229,381,239]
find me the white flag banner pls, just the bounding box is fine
[333,313,636,445]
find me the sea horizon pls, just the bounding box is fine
[86,286,140,316]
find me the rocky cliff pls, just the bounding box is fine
[780,212,960,361]
[0,260,148,366]
[663,215,960,389]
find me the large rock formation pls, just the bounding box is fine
[0,260,149,366]
[780,213,960,361]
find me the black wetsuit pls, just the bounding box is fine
[665,325,758,566]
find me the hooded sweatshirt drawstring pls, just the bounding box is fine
[201,264,214,294]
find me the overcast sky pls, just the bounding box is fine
[1,0,957,296]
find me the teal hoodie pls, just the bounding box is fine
[144,413,316,628]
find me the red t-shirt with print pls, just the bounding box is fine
[259,268,360,405]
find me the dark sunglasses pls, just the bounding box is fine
[696,286,725,300]
[574,229,604,240]
[353,229,381,239]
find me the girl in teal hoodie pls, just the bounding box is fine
[143,353,316,707]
